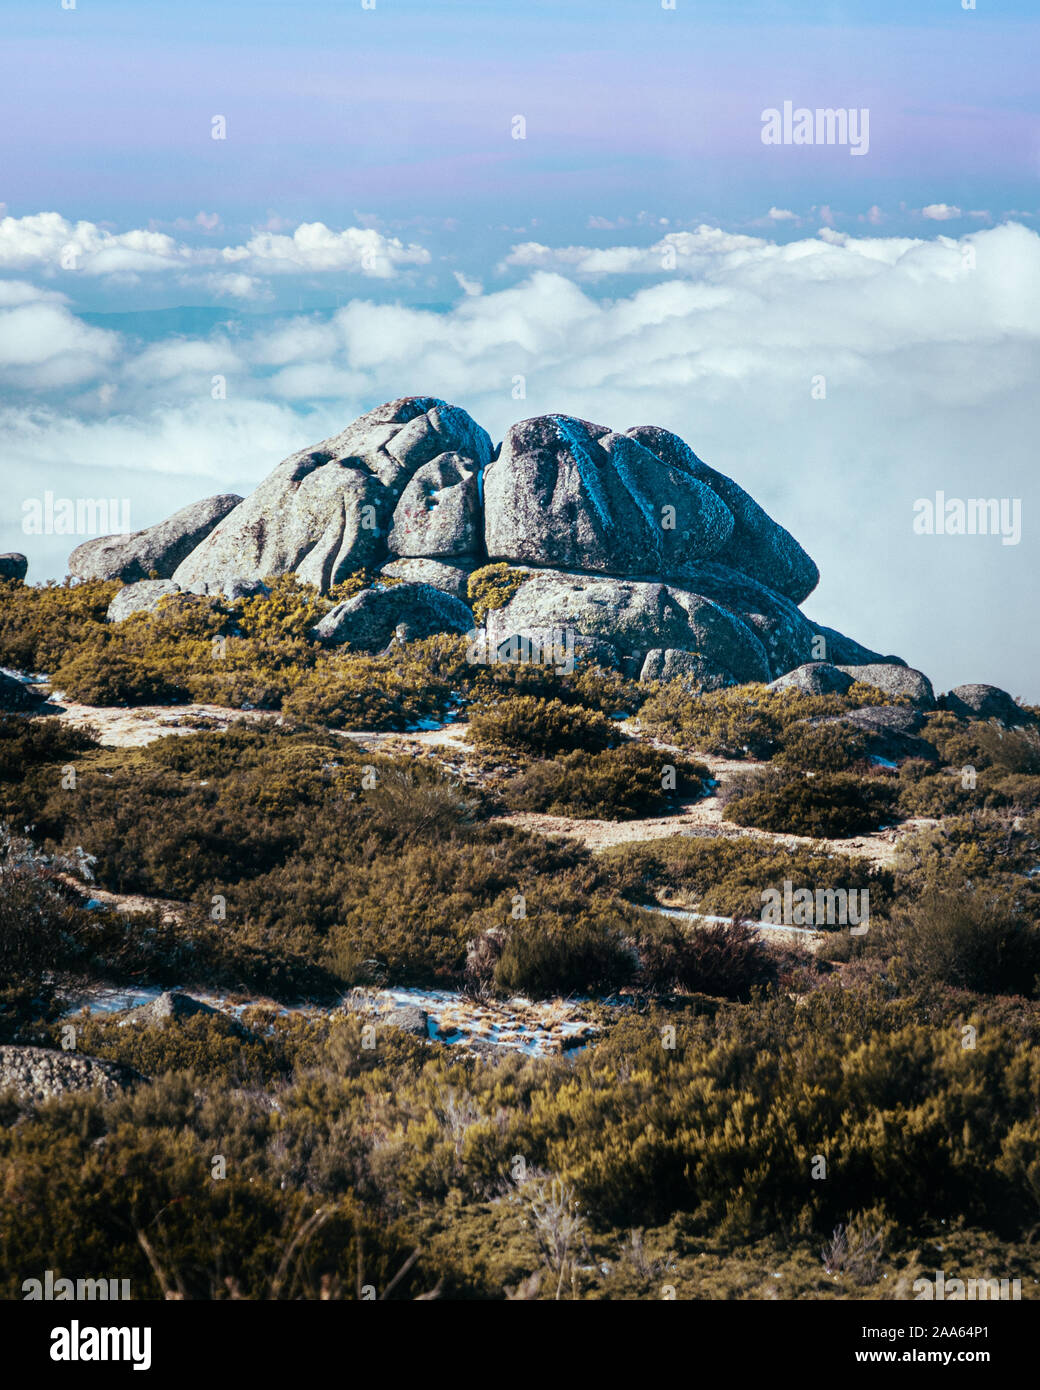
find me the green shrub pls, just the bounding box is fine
[725,768,899,839]
[639,681,894,759]
[469,695,618,755]
[602,835,889,919]
[0,714,97,780]
[493,913,636,996]
[776,721,871,773]
[638,916,777,999]
[466,563,529,624]
[51,641,188,706]
[885,891,1040,996]
[501,746,710,820]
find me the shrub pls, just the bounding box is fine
[492,913,636,997]
[501,746,710,820]
[469,695,619,756]
[0,714,97,780]
[467,563,529,624]
[725,768,899,839]
[638,681,893,760]
[885,891,1040,997]
[50,642,187,706]
[776,721,870,773]
[602,835,889,920]
[638,917,776,1000]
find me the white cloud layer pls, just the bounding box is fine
[0,213,431,293]
[2,222,1038,697]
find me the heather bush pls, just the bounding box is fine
[469,695,619,756]
[724,768,899,839]
[602,835,889,919]
[492,913,637,997]
[776,721,870,773]
[639,680,894,759]
[467,563,530,624]
[501,746,710,820]
[637,916,776,999]
[884,891,1040,997]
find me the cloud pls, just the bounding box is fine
[3,222,1038,697]
[0,282,119,389]
[499,226,767,276]
[452,270,483,297]
[221,223,431,279]
[767,207,798,222]
[921,203,962,221]
[0,213,431,292]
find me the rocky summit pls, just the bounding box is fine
[82,395,904,688]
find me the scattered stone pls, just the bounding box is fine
[106,579,184,623]
[0,1045,143,1105]
[768,663,855,697]
[0,670,44,711]
[943,683,1034,726]
[0,553,28,582]
[379,1005,430,1038]
[119,990,223,1029]
[837,663,936,709]
[312,581,474,650]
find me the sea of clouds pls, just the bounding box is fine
[2,215,1037,697]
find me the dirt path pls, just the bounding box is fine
[37,696,935,870]
[39,691,274,749]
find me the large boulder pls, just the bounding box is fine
[106,579,183,623]
[640,648,760,691]
[0,670,44,710]
[768,662,856,697]
[172,398,492,593]
[944,683,1034,726]
[68,494,241,583]
[837,663,935,709]
[311,581,474,651]
[0,1045,143,1105]
[485,569,771,680]
[483,415,734,577]
[625,425,819,603]
[387,452,482,558]
[0,553,28,582]
[378,557,476,600]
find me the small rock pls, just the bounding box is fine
[943,683,1034,726]
[0,670,44,711]
[0,553,28,583]
[0,1045,143,1104]
[106,579,184,623]
[312,581,473,650]
[837,663,935,709]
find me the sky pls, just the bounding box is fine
[1,0,1038,696]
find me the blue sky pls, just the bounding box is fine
[1,0,1038,695]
